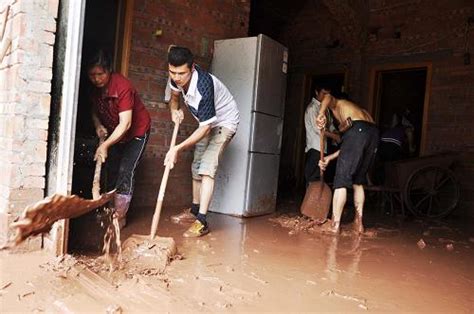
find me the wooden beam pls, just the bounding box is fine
[116,0,134,77]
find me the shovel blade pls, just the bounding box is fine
[300,181,332,221]
[9,191,115,245]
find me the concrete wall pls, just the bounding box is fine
[0,0,58,247]
[127,0,250,211]
[278,0,474,216]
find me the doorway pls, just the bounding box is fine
[373,67,428,157]
[68,0,133,252]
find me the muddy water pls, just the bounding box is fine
[101,216,123,271]
[1,204,474,312]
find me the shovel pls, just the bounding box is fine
[8,136,115,246]
[300,128,332,223]
[125,120,180,244]
[119,121,179,262]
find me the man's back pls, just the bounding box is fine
[333,99,374,124]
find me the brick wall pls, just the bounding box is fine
[0,0,58,247]
[278,0,474,216]
[127,0,250,211]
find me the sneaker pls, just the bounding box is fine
[171,208,196,224]
[183,220,209,238]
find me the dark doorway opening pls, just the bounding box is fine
[375,68,427,158]
[68,0,124,253]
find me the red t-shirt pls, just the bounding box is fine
[91,73,151,142]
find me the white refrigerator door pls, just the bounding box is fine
[244,153,280,217]
[250,112,283,154]
[254,34,288,117]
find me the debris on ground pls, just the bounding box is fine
[269,214,318,235]
[270,214,381,238]
[446,244,454,251]
[105,304,123,314]
[0,281,12,291]
[321,289,368,310]
[40,254,79,274]
[417,239,427,250]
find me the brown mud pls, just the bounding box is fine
[1,203,473,312]
[8,191,114,246]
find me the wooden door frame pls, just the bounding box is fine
[114,0,134,77]
[52,0,135,255]
[368,62,432,155]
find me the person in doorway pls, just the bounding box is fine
[316,85,379,234]
[165,46,239,237]
[88,50,151,227]
[372,110,416,185]
[304,89,340,186]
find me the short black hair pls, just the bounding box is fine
[87,49,113,72]
[168,46,194,68]
[314,83,333,93]
[314,84,346,99]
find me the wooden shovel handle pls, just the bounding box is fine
[319,128,326,183]
[92,136,105,200]
[149,121,180,240]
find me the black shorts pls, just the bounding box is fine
[333,121,379,189]
[304,149,321,184]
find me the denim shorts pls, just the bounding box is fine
[192,126,235,180]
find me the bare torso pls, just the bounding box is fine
[329,98,374,124]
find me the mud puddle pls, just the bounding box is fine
[1,204,474,312]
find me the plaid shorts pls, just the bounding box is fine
[192,126,235,180]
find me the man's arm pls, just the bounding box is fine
[324,130,341,143]
[95,110,132,163]
[164,124,211,168]
[178,124,211,151]
[169,90,184,124]
[316,94,333,129]
[319,150,340,171]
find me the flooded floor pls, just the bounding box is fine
[1,201,474,313]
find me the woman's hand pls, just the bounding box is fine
[94,142,110,163]
[95,124,108,139]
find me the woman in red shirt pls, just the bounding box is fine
[87,50,151,227]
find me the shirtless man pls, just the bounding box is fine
[316,86,379,234]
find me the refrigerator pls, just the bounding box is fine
[209,34,288,217]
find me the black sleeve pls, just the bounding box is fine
[196,71,216,124]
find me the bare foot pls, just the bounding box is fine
[320,220,340,235]
[352,214,364,234]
